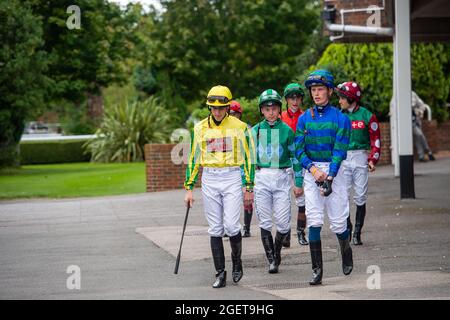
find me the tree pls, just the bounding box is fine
[0,0,49,167]
[28,0,139,122]
[150,0,319,104]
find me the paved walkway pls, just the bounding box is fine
[1,154,449,299]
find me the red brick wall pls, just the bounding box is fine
[331,0,391,26]
[438,121,450,150]
[145,120,450,192]
[421,120,439,155]
[378,122,391,165]
[323,0,393,43]
[145,144,201,192]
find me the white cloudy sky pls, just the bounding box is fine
[108,0,162,11]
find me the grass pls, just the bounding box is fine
[0,162,146,199]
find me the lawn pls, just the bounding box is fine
[0,162,146,199]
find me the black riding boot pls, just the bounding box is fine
[309,240,323,285]
[229,233,243,283]
[338,237,353,275]
[347,215,353,242]
[210,236,226,288]
[260,228,278,274]
[282,230,291,248]
[297,206,308,245]
[353,204,366,245]
[242,210,252,238]
[274,231,289,267]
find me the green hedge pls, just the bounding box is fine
[307,43,450,122]
[19,140,92,165]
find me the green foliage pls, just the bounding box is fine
[151,0,318,102]
[294,19,330,79]
[311,43,449,122]
[153,71,188,128]
[19,139,92,164]
[61,102,97,135]
[133,65,157,95]
[0,0,49,167]
[28,0,138,100]
[85,97,171,162]
[23,0,143,124]
[237,97,261,126]
[103,82,139,111]
[411,44,449,122]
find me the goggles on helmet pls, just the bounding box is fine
[286,92,302,99]
[207,96,230,105]
[307,75,328,82]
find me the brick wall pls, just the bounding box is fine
[145,120,450,192]
[437,121,450,150]
[377,120,441,165]
[378,122,391,165]
[323,0,393,43]
[144,143,201,192]
[421,120,439,155]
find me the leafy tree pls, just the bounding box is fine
[225,0,319,98]
[0,0,49,167]
[28,0,140,121]
[150,0,319,104]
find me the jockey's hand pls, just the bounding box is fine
[184,190,194,208]
[293,187,304,198]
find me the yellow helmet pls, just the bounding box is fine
[206,85,232,107]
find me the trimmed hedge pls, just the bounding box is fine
[19,139,91,164]
[308,43,450,122]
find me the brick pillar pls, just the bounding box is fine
[144,143,201,192]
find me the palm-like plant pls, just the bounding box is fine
[85,97,171,162]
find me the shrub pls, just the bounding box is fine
[308,43,449,122]
[84,97,170,162]
[20,139,91,164]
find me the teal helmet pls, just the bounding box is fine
[283,82,305,98]
[258,89,282,107]
[304,69,334,89]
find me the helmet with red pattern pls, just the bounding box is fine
[335,81,362,103]
[230,100,242,114]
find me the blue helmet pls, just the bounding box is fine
[304,69,334,89]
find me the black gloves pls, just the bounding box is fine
[321,179,333,196]
[315,178,333,197]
